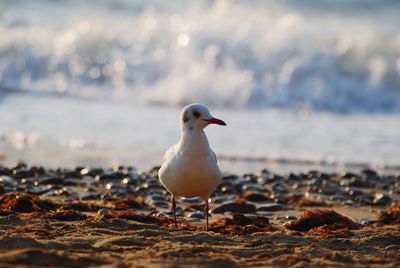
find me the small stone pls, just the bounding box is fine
[222,175,239,180]
[121,178,136,185]
[96,173,119,181]
[242,184,267,192]
[0,167,12,176]
[362,169,378,177]
[40,177,63,185]
[27,187,50,195]
[243,174,258,183]
[258,203,284,212]
[64,170,82,178]
[359,218,371,225]
[340,177,366,187]
[272,182,289,194]
[154,212,170,218]
[188,212,205,220]
[212,195,229,204]
[373,193,392,206]
[341,172,359,179]
[97,208,111,215]
[344,200,355,206]
[346,187,364,197]
[212,201,256,214]
[80,193,99,200]
[384,245,400,250]
[165,208,184,216]
[12,170,30,180]
[288,173,299,181]
[181,197,202,204]
[320,186,339,195]
[244,192,270,202]
[0,176,17,186]
[152,201,170,209]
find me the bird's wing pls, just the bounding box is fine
[211,149,218,164]
[162,144,177,164]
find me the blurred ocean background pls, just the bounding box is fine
[0,0,399,172]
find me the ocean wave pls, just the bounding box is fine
[0,0,400,113]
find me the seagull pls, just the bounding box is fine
[158,103,226,230]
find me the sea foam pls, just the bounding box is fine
[0,0,400,113]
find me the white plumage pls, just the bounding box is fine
[158,103,226,229]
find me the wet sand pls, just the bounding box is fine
[0,164,399,267]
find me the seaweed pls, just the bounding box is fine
[111,196,148,210]
[378,205,400,224]
[30,210,87,221]
[61,202,102,212]
[210,213,272,235]
[97,210,174,226]
[285,209,359,232]
[0,194,58,213]
[307,224,355,239]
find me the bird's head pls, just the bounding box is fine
[180,103,226,131]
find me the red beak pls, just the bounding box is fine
[204,117,226,126]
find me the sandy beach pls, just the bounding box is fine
[0,164,399,267]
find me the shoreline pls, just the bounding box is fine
[1,148,400,176]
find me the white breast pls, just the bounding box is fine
[158,130,221,200]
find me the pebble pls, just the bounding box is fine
[0,167,12,176]
[272,182,289,195]
[40,177,64,185]
[188,212,205,220]
[80,193,99,200]
[151,201,170,209]
[222,175,239,181]
[0,176,17,186]
[346,187,364,197]
[242,184,267,192]
[257,203,284,212]
[27,187,50,195]
[319,186,339,195]
[95,173,119,181]
[340,177,366,187]
[359,218,371,225]
[98,208,111,215]
[373,193,392,206]
[181,197,202,204]
[384,245,400,250]
[362,169,378,177]
[212,201,256,214]
[0,164,399,228]
[165,208,184,216]
[287,173,300,181]
[244,192,270,202]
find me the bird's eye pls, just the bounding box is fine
[192,110,200,118]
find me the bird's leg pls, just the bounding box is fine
[172,196,178,227]
[204,198,209,231]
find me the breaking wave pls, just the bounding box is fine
[1,0,400,113]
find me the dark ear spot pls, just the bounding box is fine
[192,110,200,118]
[183,111,190,123]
